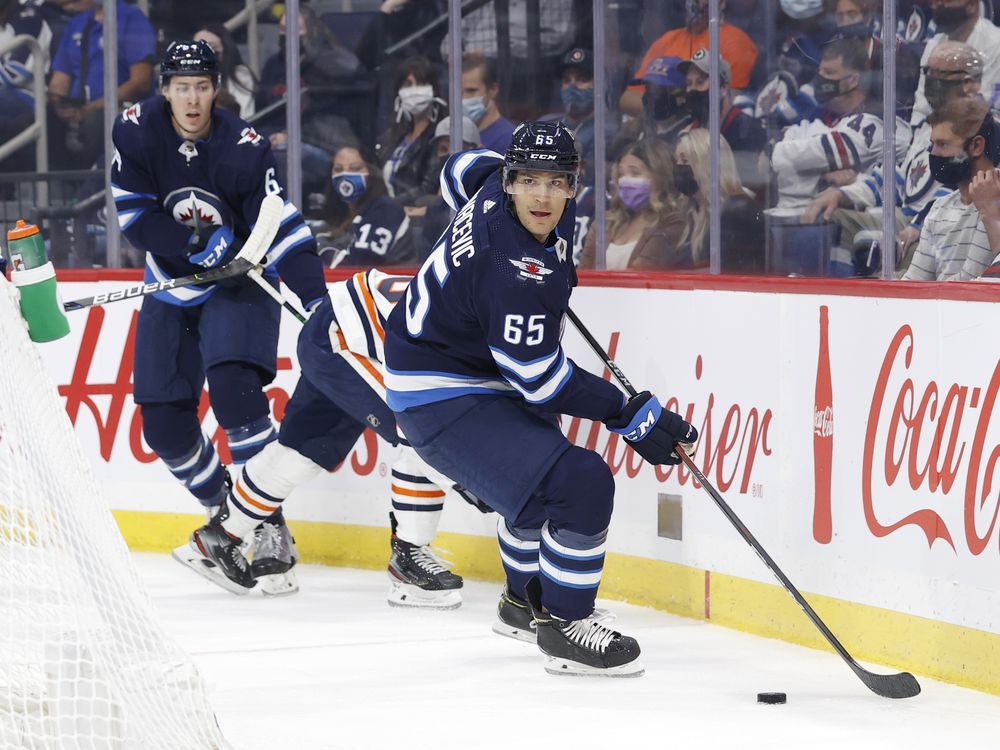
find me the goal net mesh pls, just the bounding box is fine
[0,276,228,749]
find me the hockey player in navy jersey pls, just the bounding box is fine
[382,122,699,677]
[178,269,481,607]
[111,41,328,594]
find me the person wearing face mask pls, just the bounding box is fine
[826,0,881,68]
[765,37,909,211]
[802,41,983,272]
[542,48,601,187]
[318,145,416,268]
[902,96,1000,280]
[619,0,759,117]
[909,0,1000,126]
[460,52,515,153]
[579,139,688,270]
[375,54,447,208]
[679,49,765,191]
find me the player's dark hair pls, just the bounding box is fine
[196,23,257,101]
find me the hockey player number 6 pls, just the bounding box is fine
[504,314,544,345]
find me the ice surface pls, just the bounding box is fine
[135,554,1000,750]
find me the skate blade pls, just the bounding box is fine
[542,655,645,678]
[491,619,536,643]
[256,569,299,597]
[387,580,462,610]
[171,544,256,596]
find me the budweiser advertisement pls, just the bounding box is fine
[36,281,1000,634]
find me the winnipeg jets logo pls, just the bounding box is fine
[165,188,225,229]
[510,256,553,283]
[555,237,568,263]
[238,127,262,146]
[178,141,199,164]
[483,199,496,214]
[121,103,141,125]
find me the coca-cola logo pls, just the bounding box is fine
[565,332,772,493]
[814,406,834,438]
[863,324,1000,554]
[57,307,381,476]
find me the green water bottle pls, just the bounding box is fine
[6,219,70,342]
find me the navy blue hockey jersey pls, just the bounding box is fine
[110,96,325,307]
[329,196,414,268]
[383,150,625,422]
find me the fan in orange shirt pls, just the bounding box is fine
[620,0,759,116]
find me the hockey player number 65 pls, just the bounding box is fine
[504,314,544,345]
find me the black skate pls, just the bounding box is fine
[524,577,643,677]
[387,512,463,609]
[172,516,257,595]
[491,586,537,643]
[250,515,299,597]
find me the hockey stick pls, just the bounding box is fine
[62,194,285,312]
[246,266,308,324]
[565,306,921,700]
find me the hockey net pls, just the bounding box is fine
[0,276,228,749]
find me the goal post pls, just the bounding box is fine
[0,276,229,749]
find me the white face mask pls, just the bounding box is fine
[396,84,435,118]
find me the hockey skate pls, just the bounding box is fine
[250,517,299,597]
[387,512,463,609]
[524,577,643,678]
[491,586,537,643]
[171,516,257,596]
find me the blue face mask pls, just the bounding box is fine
[332,172,367,202]
[561,84,595,115]
[462,95,488,124]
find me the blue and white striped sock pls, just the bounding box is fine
[538,521,607,621]
[497,517,540,600]
[225,415,277,465]
[162,434,226,508]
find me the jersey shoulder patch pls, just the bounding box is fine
[236,125,264,146]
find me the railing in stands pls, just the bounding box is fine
[0,34,49,210]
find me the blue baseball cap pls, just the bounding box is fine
[638,56,686,88]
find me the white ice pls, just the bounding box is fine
[136,553,1000,750]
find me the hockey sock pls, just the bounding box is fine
[162,434,227,508]
[222,441,323,540]
[390,444,446,547]
[224,415,277,465]
[538,521,607,621]
[496,517,540,600]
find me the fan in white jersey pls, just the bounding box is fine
[173,268,491,607]
[768,37,910,211]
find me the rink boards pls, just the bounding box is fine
[39,270,1000,695]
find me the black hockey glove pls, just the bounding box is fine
[604,391,698,466]
[186,225,241,269]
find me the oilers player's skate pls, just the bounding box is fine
[491,586,537,643]
[525,577,643,677]
[387,513,463,609]
[250,515,299,597]
[172,515,257,595]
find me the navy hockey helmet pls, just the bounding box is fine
[503,121,580,196]
[160,40,221,89]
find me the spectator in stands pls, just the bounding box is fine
[418,114,481,254]
[0,0,51,171]
[802,41,983,271]
[620,0,759,117]
[461,52,515,153]
[358,0,448,70]
[194,23,256,119]
[764,37,897,211]
[903,97,1000,280]
[317,145,416,268]
[829,0,880,67]
[754,32,822,129]
[679,48,765,190]
[47,0,155,169]
[257,7,362,197]
[376,54,446,208]
[610,56,691,160]
[542,47,598,185]
[910,0,1000,125]
[673,128,764,270]
[580,139,687,270]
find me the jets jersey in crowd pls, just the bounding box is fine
[382,150,625,422]
[838,119,949,225]
[110,95,325,308]
[772,109,911,210]
[326,197,414,268]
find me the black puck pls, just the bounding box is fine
[757,692,787,704]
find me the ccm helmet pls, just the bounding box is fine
[160,40,221,89]
[503,121,580,196]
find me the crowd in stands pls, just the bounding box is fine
[1,0,1000,281]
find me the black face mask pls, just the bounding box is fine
[813,73,855,104]
[673,163,699,197]
[928,150,971,189]
[932,4,971,33]
[685,89,710,123]
[836,21,871,39]
[923,75,968,110]
[645,89,683,121]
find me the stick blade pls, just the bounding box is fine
[236,194,284,266]
[857,666,921,699]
